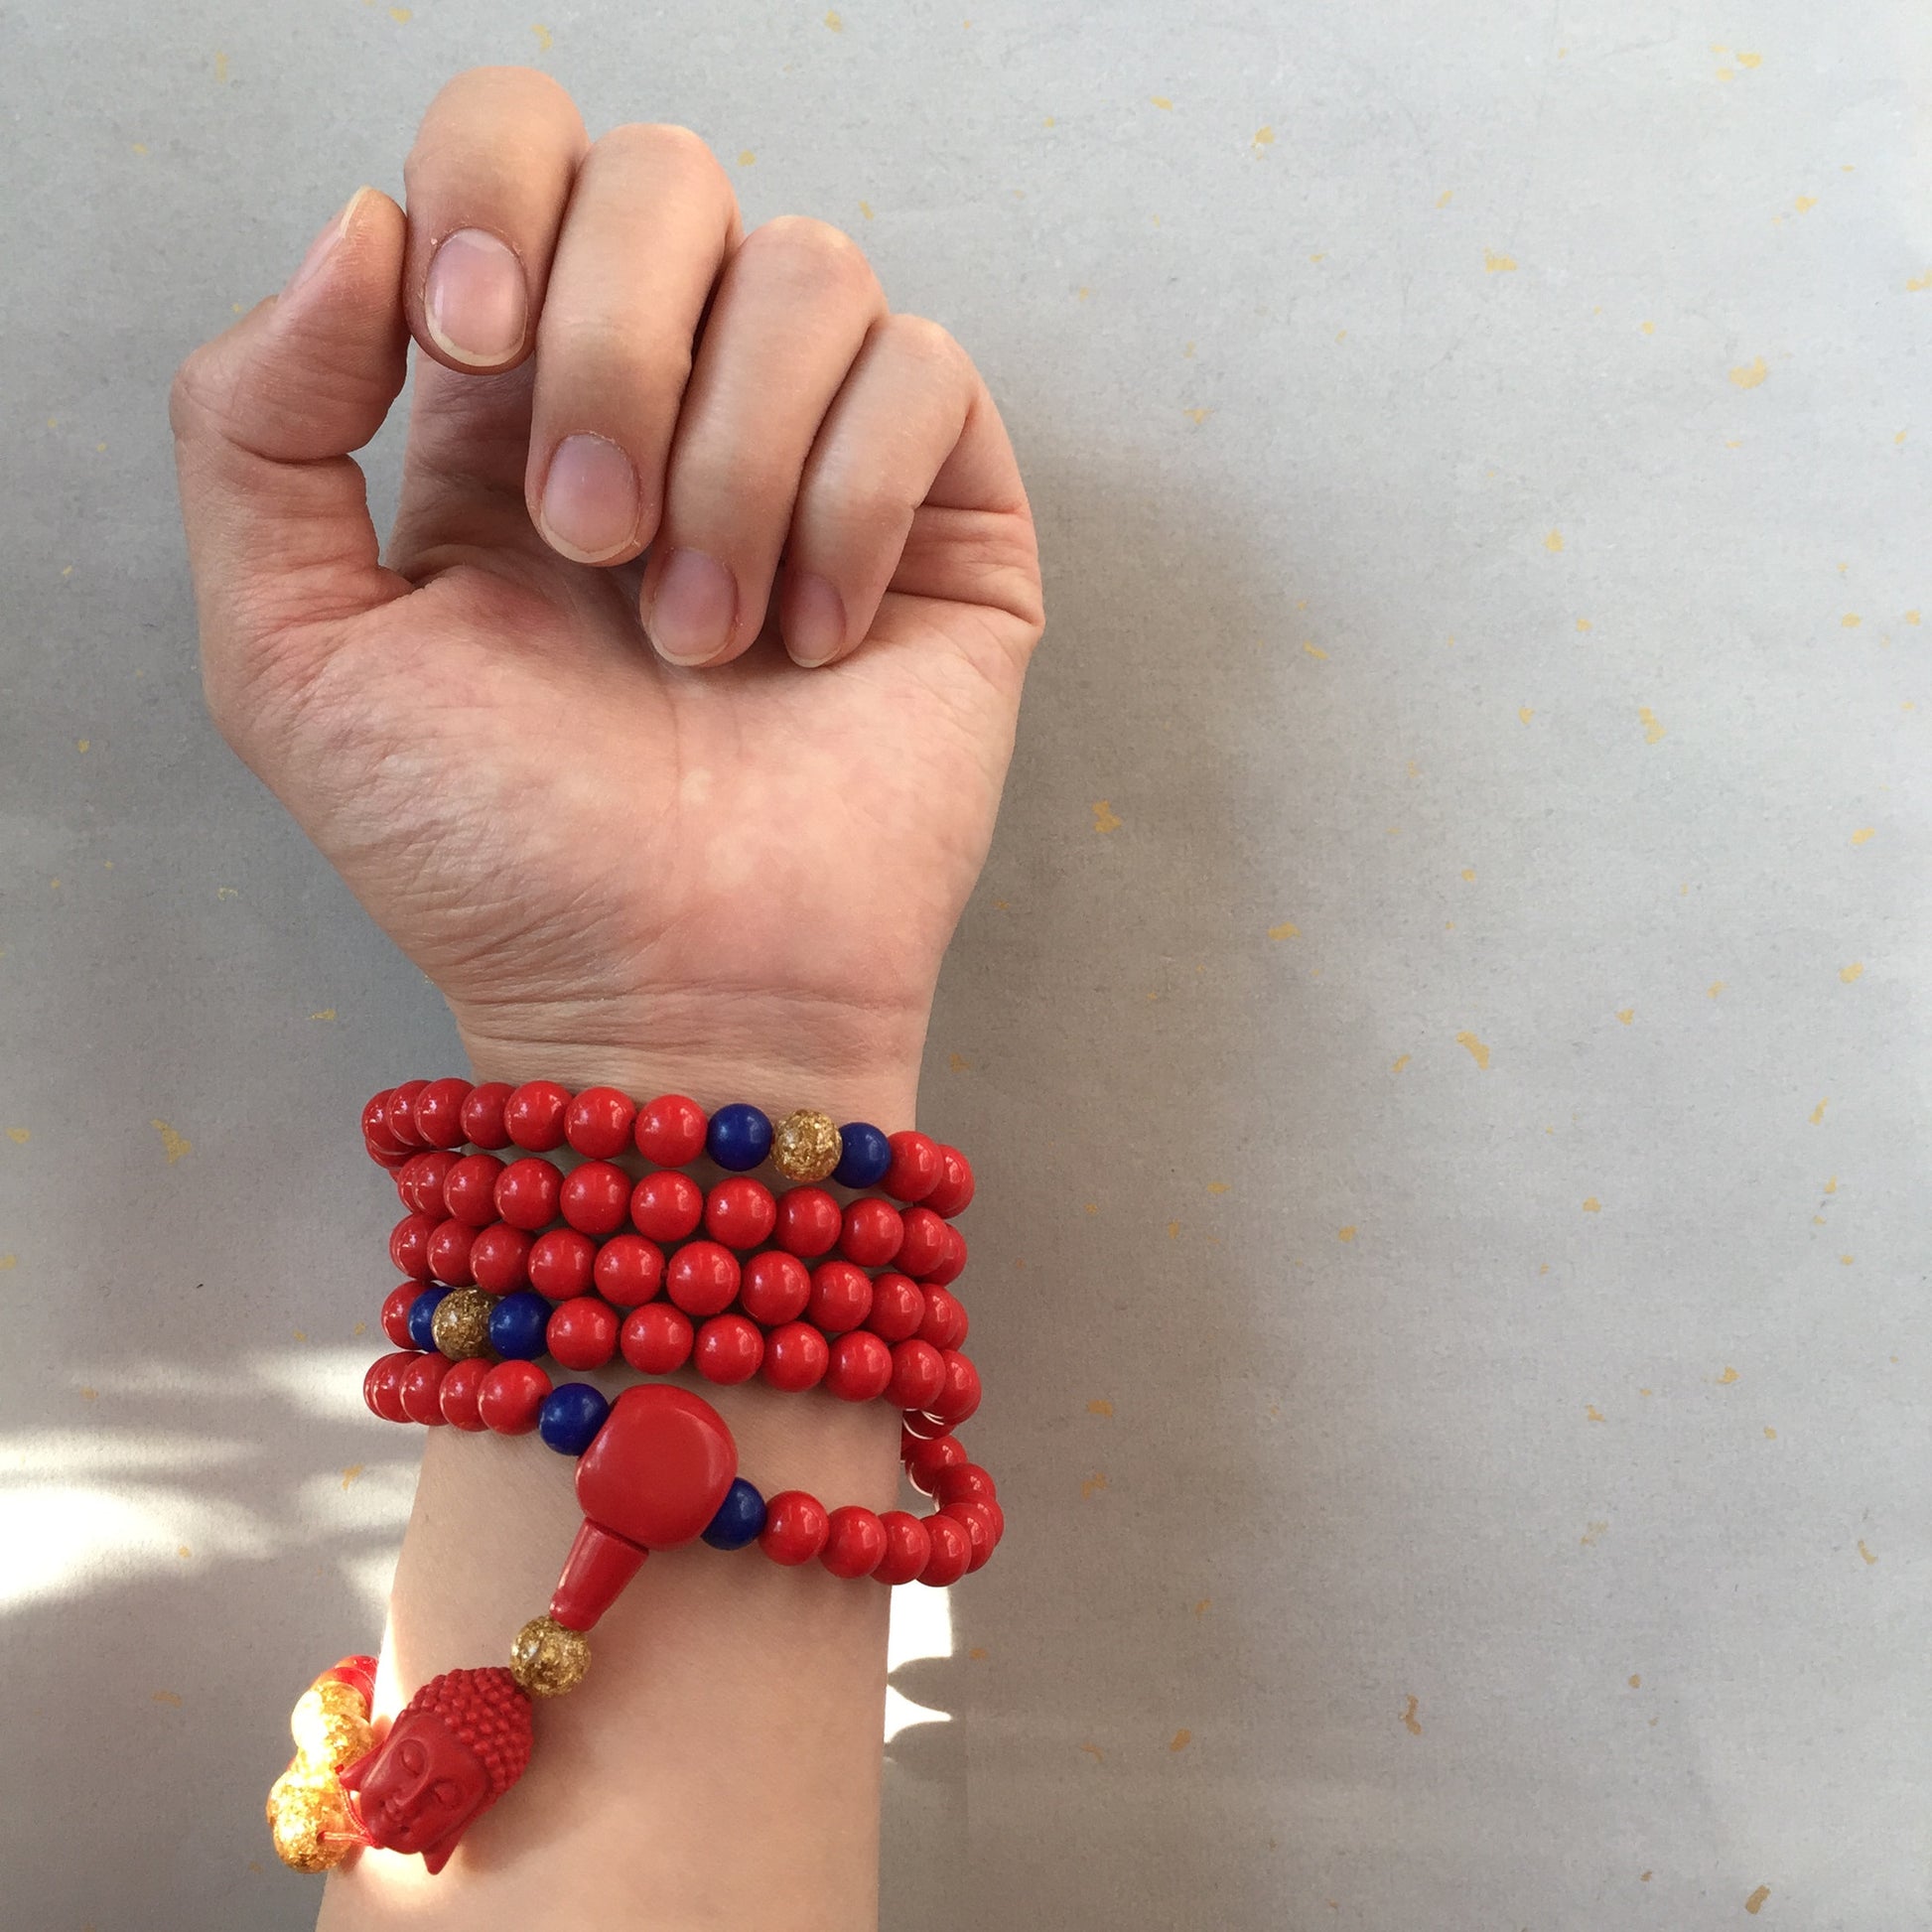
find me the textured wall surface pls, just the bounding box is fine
[5,3,1930,1927]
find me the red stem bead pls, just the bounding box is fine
[820,1505,888,1580]
[438,1356,489,1431]
[528,1227,597,1302]
[459,1080,515,1150]
[883,1130,941,1204]
[921,1221,967,1288]
[759,1320,829,1392]
[385,1080,431,1149]
[704,1176,777,1250]
[694,1313,763,1385]
[560,1161,632,1237]
[904,1433,967,1495]
[739,1250,811,1326]
[631,1170,704,1244]
[666,1240,741,1317]
[399,1352,453,1425]
[838,1197,903,1269]
[412,1077,474,1150]
[774,1185,842,1259]
[759,1491,830,1566]
[470,1222,533,1294]
[918,1512,972,1587]
[932,1462,998,1507]
[389,1212,437,1281]
[620,1303,694,1375]
[503,1078,571,1152]
[494,1157,562,1231]
[886,1338,946,1412]
[379,1284,418,1349]
[824,1331,894,1403]
[806,1260,873,1334]
[593,1234,665,1308]
[927,1351,981,1425]
[924,1145,975,1219]
[441,1153,506,1227]
[426,1218,478,1287]
[916,1286,968,1352]
[634,1092,707,1167]
[865,1273,926,1342]
[478,1360,552,1435]
[548,1296,620,1371]
[872,1511,932,1586]
[565,1085,638,1159]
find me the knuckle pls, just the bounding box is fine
[740,215,876,301]
[880,311,967,378]
[167,343,226,443]
[596,120,728,191]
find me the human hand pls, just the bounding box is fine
[171,67,1042,1118]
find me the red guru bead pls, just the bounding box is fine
[470,1222,533,1294]
[887,1338,947,1411]
[389,1213,436,1281]
[621,1303,694,1375]
[438,1356,489,1431]
[839,1196,903,1268]
[693,1313,763,1385]
[923,1145,976,1219]
[630,1169,704,1243]
[918,1512,972,1587]
[560,1161,632,1237]
[425,1218,478,1287]
[400,1352,453,1425]
[478,1360,551,1435]
[739,1250,811,1325]
[412,1077,474,1150]
[441,1153,506,1226]
[895,1205,947,1279]
[527,1228,597,1302]
[666,1240,741,1317]
[385,1080,431,1149]
[820,1506,888,1579]
[759,1491,830,1565]
[565,1086,637,1159]
[807,1260,873,1334]
[380,1284,418,1348]
[547,1297,620,1371]
[773,1185,842,1258]
[633,1092,707,1167]
[872,1511,932,1586]
[759,1320,829,1392]
[882,1130,941,1204]
[459,1080,514,1149]
[824,1330,894,1403]
[494,1157,562,1231]
[593,1234,665,1308]
[503,1079,572,1151]
[864,1273,926,1342]
[704,1176,777,1250]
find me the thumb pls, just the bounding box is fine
[170,186,411,735]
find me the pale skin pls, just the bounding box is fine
[170,66,1041,1930]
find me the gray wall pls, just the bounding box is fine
[4,3,1928,1927]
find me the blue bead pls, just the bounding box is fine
[488,1290,552,1361]
[539,1382,610,1456]
[701,1477,767,1550]
[407,1286,450,1351]
[707,1102,772,1173]
[834,1122,891,1189]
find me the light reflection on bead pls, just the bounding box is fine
[771,1109,842,1182]
[432,1286,495,1360]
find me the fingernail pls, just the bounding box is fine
[288,187,370,295]
[424,229,528,366]
[786,571,848,667]
[644,548,738,665]
[538,435,640,563]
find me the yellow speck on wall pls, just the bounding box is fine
[213,50,229,82]
[1302,639,1327,658]
[1736,51,1762,68]
[1810,1098,1829,1124]
[1907,271,1932,292]
[968,1646,989,1660]
[859,200,874,220]
[1639,707,1667,744]
[388,4,411,19]
[1586,1404,1605,1422]
[1087,1398,1113,1417]
[738,150,756,167]
[1851,826,1875,845]
[1079,1741,1105,1763]
[1544,528,1564,552]
[948,1051,971,1071]
[1252,125,1274,148]
[1729,356,1769,388]
[1518,706,1534,724]
[1336,1225,1356,1242]
[1583,1197,1602,1213]
[1485,250,1519,272]
[1580,1520,1609,1546]
[1207,1180,1230,1195]
[152,1690,183,1707]
[1840,962,1864,983]
[1184,406,1213,425]
[1906,611,1921,625]
[1842,613,1863,627]
[1268,921,1300,940]
[1858,1539,1876,1565]
[6,1128,29,1146]
[1081,1471,1108,1500]
[1167,1220,1180,1239]
[150,1120,192,1165]
[1628,1674,1641,1688]
[1840,1254,1855,1266]
[1616,1008,1635,1025]
[824,8,842,27]
[1400,1696,1422,1735]
[1091,800,1122,833]
[1795,194,1817,212]
[341,1464,364,1491]
[1169,1727,1191,1750]
[1639,321,1654,337]
[1437,189,1453,207]
[1764,1426,1777,1439]
[1454,1031,1491,1069]
[76,739,89,753]
[1391,1054,1411,1073]
[1460,867,1476,882]
[1717,1365,1739,1385]
[1149,95,1173,110]
[1745,1884,1771,1914]
[0,1257,13,1271]
[531,23,553,50]
[310,1009,338,1022]
[1708,981,1726,999]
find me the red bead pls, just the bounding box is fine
[389,1212,437,1281]
[927,1351,981,1425]
[865,1273,926,1342]
[361,1090,407,1159]
[872,1510,932,1586]
[363,1352,411,1422]
[895,1205,948,1279]
[774,1185,843,1259]
[364,1134,411,1172]
[379,1283,418,1348]
[634,1092,707,1167]
[759,1490,830,1565]
[470,1222,533,1294]
[503,1078,571,1152]
[882,1130,940,1203]
[460,1080,515,1149]
[920,1221,968,1288]
[565,1085,637,1159]
[887,1338,946,1411]
[898,1409,954,1442]
[438,1356,489,1431]
[807,1260,873,1334]
[547,1296,620,1370]
[412,1077,474,1150]
[441,1153,506,1226]
[820,1505,888,1580]
[917,1286,968,1352]
[666,1240,741,1317]
[760,1320,829,1392]
[425,1217,478,1287]
[528,1227,597,1302]
[630,1169,704,1243]
[704,1176,776,1250]
[945,1499,1004,1572]
[739,1250,811,1326]
[494,1156,562,1231]
[399,1351,452,1425]
[924,1145,976,1219]
[839,1197,903,1269]
[918,1512,972,1586]
[904,1433,967,1495]
[621,1302,695,1374]
[398,1150,459,1217]
[478,1359,551,1435]
[385,1079,431,1149]
[932,1461,998,1507]
[593,1234,665,1308]
[824,1330,894,1403]
[694,1313,763,1385]
[560,1161,632,1236]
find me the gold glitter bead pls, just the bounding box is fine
[309,1679,368,1722]
[267,1767,355,1872]
[771,1109,842,1183]
[291,1685,374,1766]
[432,1286,495,1360]
[510,1613,592,1697]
